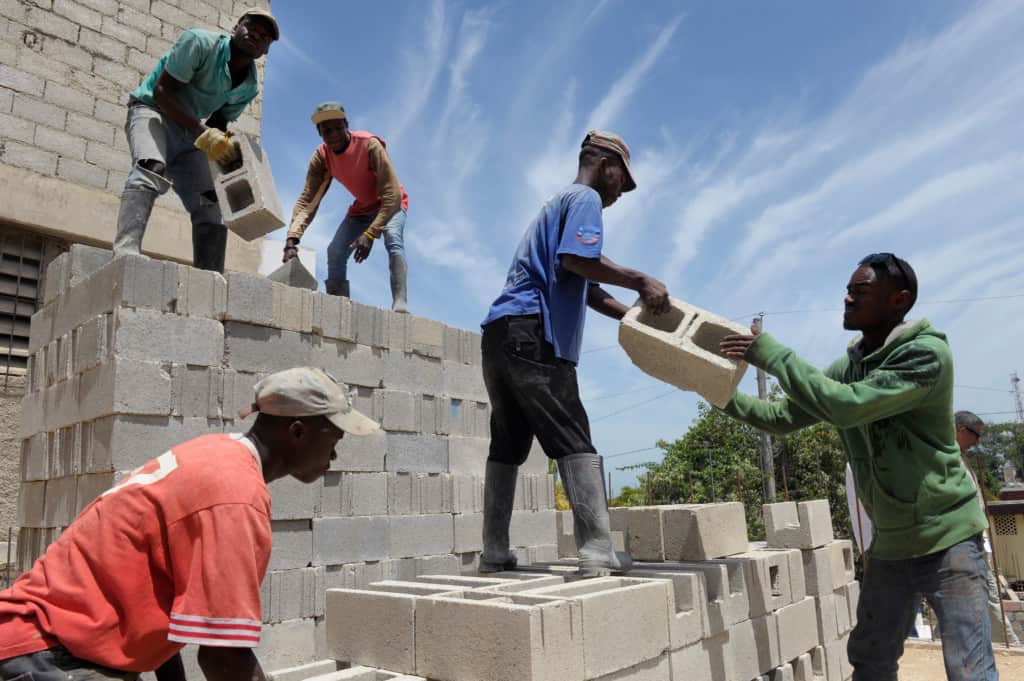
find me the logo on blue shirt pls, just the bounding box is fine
[576,225,601,245]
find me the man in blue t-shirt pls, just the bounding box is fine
[112,9,278,273]
[480,130,670,577]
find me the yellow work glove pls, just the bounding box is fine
[194,128,239,164]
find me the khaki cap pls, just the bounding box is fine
[239,367,379,436]
[239,8,280,41]
[582,130,637,192]
[311,101,347,125]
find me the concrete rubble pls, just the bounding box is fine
[618,298,749,409]
[18,252,859,680]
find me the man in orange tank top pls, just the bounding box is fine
[0,368,379,681]
[284,102,410,312]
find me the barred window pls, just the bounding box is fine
[993,515,1018,536]
[0,226,64,393]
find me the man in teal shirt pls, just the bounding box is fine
[719,254,996,680]
[112,9,278,273]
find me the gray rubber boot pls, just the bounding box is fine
[479,460,518,573]
[558,453,630,577]
[325,279,350,297]
[113,188,157,258]
[192,222,227,273]
[389,253,408,313]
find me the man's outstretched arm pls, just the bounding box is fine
[562,254,670,314]
[723,391,821,435]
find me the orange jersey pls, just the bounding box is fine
[0,434,272,671]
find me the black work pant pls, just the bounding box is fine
[0,647,138,681]
[481,315,595,465]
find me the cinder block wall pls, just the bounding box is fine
[0,0,269,270]
[18,247,557,663]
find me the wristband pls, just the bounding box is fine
[363,230,378,241]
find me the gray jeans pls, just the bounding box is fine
[0,647,138,681]
[123,100,223,228]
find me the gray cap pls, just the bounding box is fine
[239,367,379,436]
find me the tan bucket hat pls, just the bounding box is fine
[239,367,379,436]
[582,130,637,192]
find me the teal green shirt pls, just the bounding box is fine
[131,29,258,123]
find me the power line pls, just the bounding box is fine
[727,291,1024,323]
[585,383,664,402]
[955,384,1012,393]
[580,343,618,355]
[591,388,680,422]
[605,446,662,460]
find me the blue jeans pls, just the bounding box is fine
[326,208,406,282]
[848,534,998,681]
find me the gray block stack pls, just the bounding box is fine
[17,246,557,669]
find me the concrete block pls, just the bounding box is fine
[845,580,859,629]
[453,513,482,553]
[776,597,818,664]
[792,653,814,681]
[802,544,836,596]
[313,516,389,565]
[415,592,585,681]
[269,520,314,570]
[21,433,49,481]
[623,567,707,649]
[225,271,274,325]
[450,474,483,514]
[385,433,447,473]
[174,265,227,319]
[268,475,320,520]
[621,503,747,561]
[114,308,223,366]
[268,258,318,290]
[765,500,834,550]
[667,560,749,634]
[272,282,316,332]
[224,322,316,372]
[556,510,577,558]
[730,614,780,680]
[410,316,444,358]
[446,436,489,476]
[527,577,671,678]
[509,509,556,548]
[43,244,111,305]
[618,298,749,408]
[732,548,796,617]
[267,660,339,681]
[830,540,855,588]
[414,554,459,576]
[312,293,354,341]
[325,585,455,674]
[816,639,844,681]
[379,390,417,432]
[813,594,840,643]
[381,352,442,395]
[263,567,324,622]
[384,310,411,353]
[208,133,285,240]
[332,429,387,472]
[387,514,453,558]
[832,587,852,636]
[170,365,225,419]
[323,562,385,591]
[74,313,111,375]
[750,543,806,603]
[320,472,388,517]
[315,341,384,390]
[75,473,114,517]
[254,618,318,673]
[441,360,488,401]
[17,480,46,528]
[669,630,733,681]
[589,654,670,681]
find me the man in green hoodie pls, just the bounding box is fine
[719,253,996,681]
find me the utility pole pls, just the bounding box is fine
[752,314,776,502]
[1012,372,1024,476]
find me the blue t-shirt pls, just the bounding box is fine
[131,29,259,122]
[482,184,604,364]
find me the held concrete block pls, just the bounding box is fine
[765,500,834,550]
[268,258,318,291]
[313,516,389,565]
[387,514,453,558]
[669,630,733,681]
[618,298,749,408]
[414,592,585,681]
[775,597,818,664]
[208,133,285,240]
[527,577,671,678]
[269,520,314,570]
[621,503,748,562]
[730,614,780,680]
[732,549,796,617]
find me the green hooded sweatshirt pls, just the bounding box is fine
[724,319,987,560]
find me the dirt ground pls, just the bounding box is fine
[899,643,1023,680]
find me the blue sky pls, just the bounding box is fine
[259,0,1024,492]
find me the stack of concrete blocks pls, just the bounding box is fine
[618,298,748,408]
[553,501,856,681]
[16,246,557,670]
[763,501,858,681]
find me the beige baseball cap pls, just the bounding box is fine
[239,367,379,436]
[581,130,637,192]
[239,8,280,41]
[311,101,347,125]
